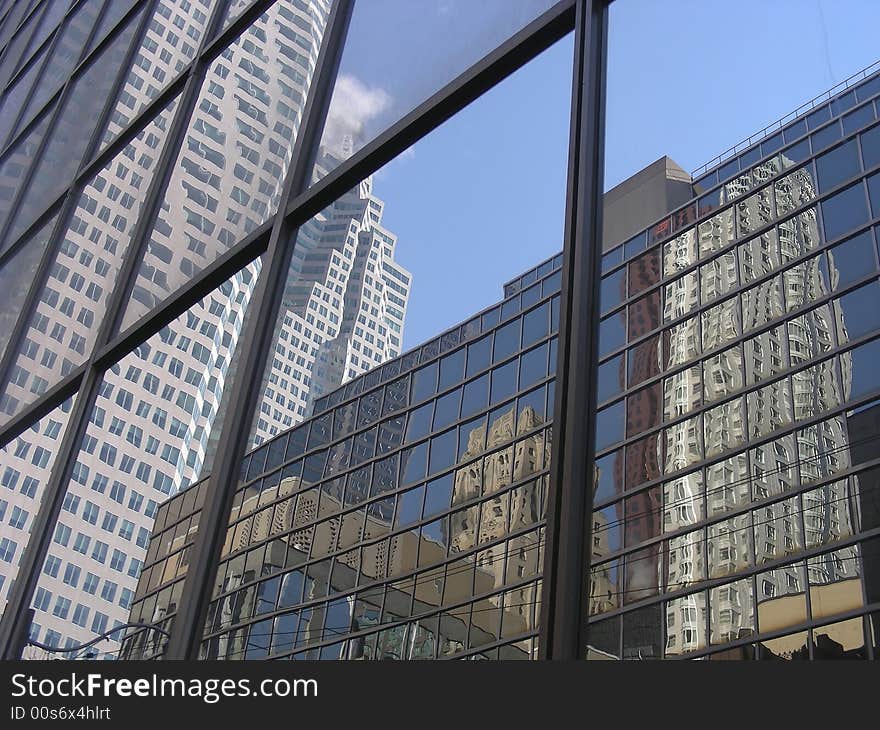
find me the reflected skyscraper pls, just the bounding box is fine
[0,0,409,659]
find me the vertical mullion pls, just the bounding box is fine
[538,0,608,660]
[0,0,155,408]
[164,0,355,661]
[0,0,230,660]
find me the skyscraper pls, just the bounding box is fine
[0,0,408,659]
[1,0,879,664]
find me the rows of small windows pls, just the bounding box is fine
[604,89,880,276]
[212,408,553,611]
[102,0,212,146]
[0,102,180,422]
[235,330,558,534]
[594,386,880,517]
[598,225,880,405]
[123,2,321,326]
[692,72,880,192]
[123,258,558,652]
[596,187,880,448]
[503,252,564,298]
[133,528,197,605]
[199,525,547,661]
[32,568,136,617]
[596,282,880,458]
[198,580,542,661]
[51,518,149,571]
[123,498,543,656]
[601,123,880,326]
[587,537,878,659]
[590,453,877,603]
[310,264,563,418]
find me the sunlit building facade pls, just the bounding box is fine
[589,71,880,659]
[0,0,879,663]
[0,0,408,659]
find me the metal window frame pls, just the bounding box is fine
[0,0,607,661]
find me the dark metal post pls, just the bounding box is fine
[163,0,354,660]
[539,0,608,659]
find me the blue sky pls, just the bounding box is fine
[339,0,880,352]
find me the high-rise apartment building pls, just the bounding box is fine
[0,0,878,663]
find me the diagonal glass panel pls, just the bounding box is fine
[309,0,558,183]
[0,213,56,364]
[0,395,78,631]
[85,0,139,55]
[0,39,50,151]
[99,0,218,153]
[21,261,261,660]
[0,0,38,53]
[11,0,104,141]
[117,0,332,332]
[22,0,72,62]
[0,95,181,426]
[5,7,145,246]
[0,0,45,92]
[0,107,52,243]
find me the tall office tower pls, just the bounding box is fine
[588,69,880,661]
[0,0,407,659]
[250,151,411,448]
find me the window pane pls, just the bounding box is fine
[311,0,558,183]
[118,2,331,331]
[0,397,77,652]
[0,213,56,363]
[0,96,181,426]
[7,11,144,245]
[99,0,219,151]
[24,264,259,659]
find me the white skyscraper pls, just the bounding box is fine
[0,0,409,659]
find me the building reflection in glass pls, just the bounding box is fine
[588,143,879,659]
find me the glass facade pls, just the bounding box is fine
[122,259,560,659]
[0,0,878,664]
[588,69,880,660]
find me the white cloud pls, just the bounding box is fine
[322,74,392,160]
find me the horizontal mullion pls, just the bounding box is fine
[585,524,880,625]
[0,362,87,449]
[92,222,272,371]
[282,0,576,227]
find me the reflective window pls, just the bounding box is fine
[816,139,861,193]
[311,0,558,181]
[119,2,329,330]
[0,214,55,362]
[821,183,869,242]
[1,97,181,424]
[826,230,876,291]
